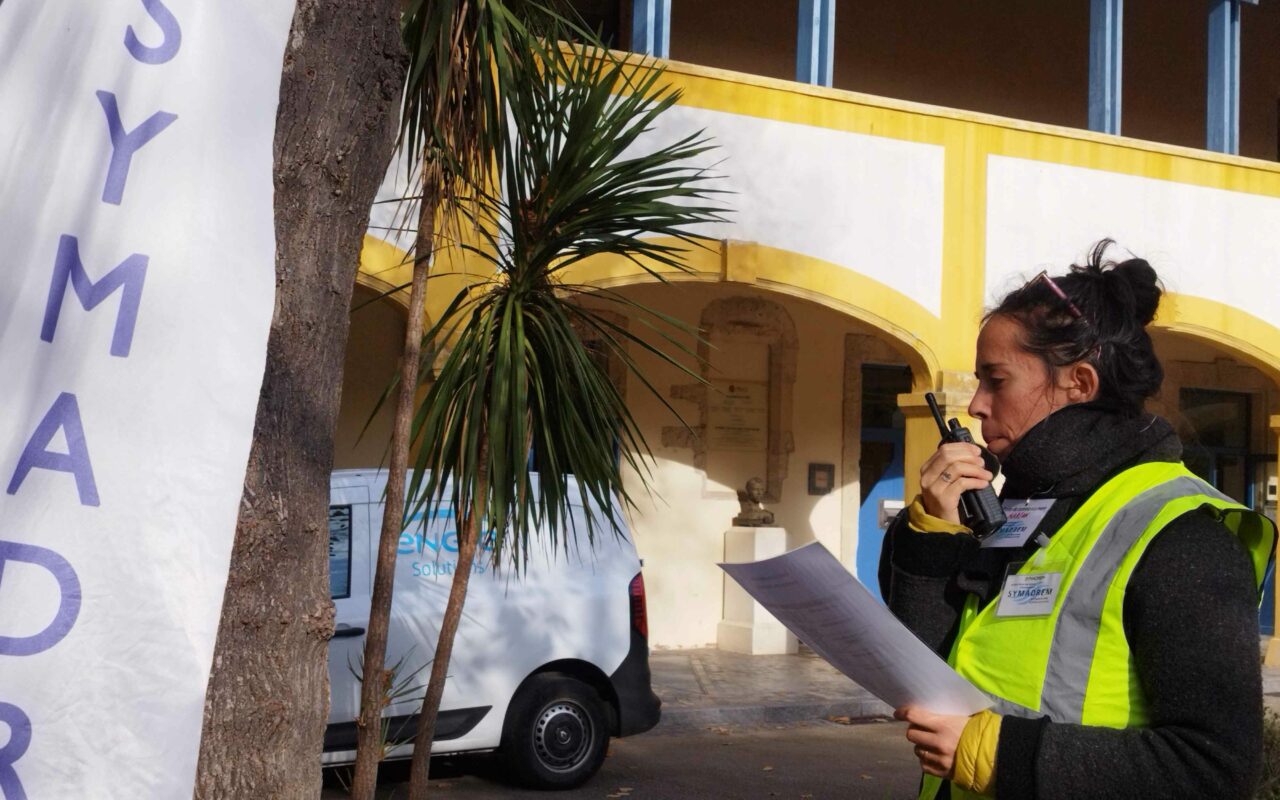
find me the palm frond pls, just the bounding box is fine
[398,1,604,256]
[409,37,730,573]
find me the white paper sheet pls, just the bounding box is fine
[719,541,991,715]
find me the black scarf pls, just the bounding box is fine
[957,402,1183,603]
[999,402,1183,500]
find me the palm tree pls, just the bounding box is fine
[398,38,726,796]
[348,1,547,795]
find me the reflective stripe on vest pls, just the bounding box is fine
[953,462,1274,727]
[916,462,1276,800]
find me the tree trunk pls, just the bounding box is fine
[351,179,439,799]
[194,3,405,797]
[406,441,488,798]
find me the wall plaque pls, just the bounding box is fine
[708,380,768,451]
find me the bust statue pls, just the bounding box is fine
[733,477,775,527]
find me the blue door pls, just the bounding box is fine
[856,427,903,602]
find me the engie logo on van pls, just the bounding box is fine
[398,507,496,555]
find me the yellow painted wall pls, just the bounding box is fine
[356,50,1280,482]
[637,56,1280,382]
[351,49,1280,648]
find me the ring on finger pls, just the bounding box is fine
[941,470,954,483]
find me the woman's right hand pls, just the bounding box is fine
[920,442,994,525]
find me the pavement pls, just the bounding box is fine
[649,644,1280,729]
[324,645,1280,797]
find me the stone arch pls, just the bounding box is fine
[662,294,798,502]
[566,306,630,399]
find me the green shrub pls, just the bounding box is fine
[1258,707,1280,800]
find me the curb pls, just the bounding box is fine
[653,697,894,732]
[654,673,1280,732]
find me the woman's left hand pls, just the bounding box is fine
[895,706,969,777]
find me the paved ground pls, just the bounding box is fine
[651,646,1280,725]
[650,647,892,729]
[323,718,921,799]
[322,645,1280,798]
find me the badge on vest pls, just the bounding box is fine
[996,571,1062,617]
[981,498,1055,549]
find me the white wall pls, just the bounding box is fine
[985,155,1280,328]
[606,281,905,648]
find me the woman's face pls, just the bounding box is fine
[967,315,1075,460]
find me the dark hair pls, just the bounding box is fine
[986,239,1164,416]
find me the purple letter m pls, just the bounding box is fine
[41,234,147,358]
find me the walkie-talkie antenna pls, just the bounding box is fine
[924,392,949,437]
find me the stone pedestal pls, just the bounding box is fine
[717,526,798,655]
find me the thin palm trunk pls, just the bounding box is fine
[406,437,488,798]
[351,178,439,799]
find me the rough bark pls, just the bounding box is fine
[351,182,438,799]
[407,440,487,798]
[194,3,405,797]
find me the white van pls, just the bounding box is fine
[321,470,661,788]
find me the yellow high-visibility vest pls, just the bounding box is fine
[920,461,1276,800]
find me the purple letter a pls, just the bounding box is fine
[7,393,100,507]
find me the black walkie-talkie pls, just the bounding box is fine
[925,392,1006,540]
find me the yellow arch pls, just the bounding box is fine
[356,243,1280,396]
[557,240,941,388]
[357,234,413,311]
[355,234,944,387]
[1156,292,1280,387]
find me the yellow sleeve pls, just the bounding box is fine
[906,495,971,535]
[952,709,1001,797]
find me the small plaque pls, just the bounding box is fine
[808,463,835,495]
[707,380,768,452]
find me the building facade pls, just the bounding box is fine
[340,1,1280,661]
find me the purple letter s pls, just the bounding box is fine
[124,0,182,65]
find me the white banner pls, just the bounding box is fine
[0,1,294,796]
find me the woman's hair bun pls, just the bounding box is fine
[1074,239,1163,326]
[989,239,1166,416]
[1109,258,1162,325]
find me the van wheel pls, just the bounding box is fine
[501,674,610,789]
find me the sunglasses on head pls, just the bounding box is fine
[1029,270,1085,320]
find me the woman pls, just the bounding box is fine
[879,241,1276,799]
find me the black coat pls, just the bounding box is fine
[879,403,1266,799]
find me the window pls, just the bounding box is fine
[860,363,912,504]
[566,0,625,49]
[1180,388,1251,503]
[328,504,353,600]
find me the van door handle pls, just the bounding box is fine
[333,624,366,639]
